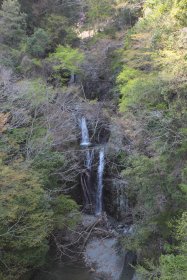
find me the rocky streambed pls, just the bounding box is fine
[33,214,135,280]
[84,238,125,280]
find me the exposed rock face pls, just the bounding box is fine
[84,238,125,280]
[104,179,130,222]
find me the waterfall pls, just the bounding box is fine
[80,117,93,211]
[68,73,76,86]
[80,117,105,215]
[80,117,90,146]
[85,149,94,170]
[96,148,105,215]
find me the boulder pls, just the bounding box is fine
[84,238,125,280]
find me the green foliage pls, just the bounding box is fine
[136,254,187,280]
[8,127,29,145]
[117,68,164,111]
[42,14,78,47]
[0,70,81,278]
[159,254,187,280]
[174,0,187,26]
[1,127,29,157]
[122,151,186,251]
[136,259,160,280]
[0,151,81,279]
[0,44,22,69]
[26,28,51,58]
[85,0,114,29]
[136,213,187,279]
[49,45,84,74]
[117,66,140,84]
[123,155,173,223]
[0,160,53,279]
[32,151,64,188]
[0,0,26,48]
[176,211,187,253]
[118,0,187,274]
[20,78,54,106]
[0,0,186,278]
[52,195,80,229]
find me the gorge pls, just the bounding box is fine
[33,112,134,279]
[0,1,186,280]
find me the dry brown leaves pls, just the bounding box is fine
[0,112,10,133]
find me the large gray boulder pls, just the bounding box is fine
[84,238,125,280]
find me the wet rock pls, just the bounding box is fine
[104,179,131,222]
[132,273,140,280]
[82,214,99,228]
[84,238,125,280]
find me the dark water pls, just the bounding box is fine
[33,262,93,280]
[120,252,136,280]
[33,258,134,280]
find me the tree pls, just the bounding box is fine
[135,213,187,280]
[50,45,84,73]
[159,254,187,280]
[85,0,114,30]
[42,14,78,47]
[0,0,26,47]
[0,159,53,279]
[174,0,187,26]
[26,28,51,58]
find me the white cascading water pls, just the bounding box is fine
[86,149,94,170]
[80,117,90,146]
[80,117,93,211]
[96,148,105,215]
[80,116,94,171]
[80,117,105,215]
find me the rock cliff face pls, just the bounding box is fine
[81,39,119,100]
[104,179,129,222]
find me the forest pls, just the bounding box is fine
[0,1,186,280]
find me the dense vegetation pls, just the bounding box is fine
[117,1,187,278]
[0,0,186,279]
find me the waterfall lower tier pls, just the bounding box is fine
[95,148,105,215]
[85,149,94,170]
[81,148,94,212]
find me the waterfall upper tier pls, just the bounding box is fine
[80,117,91,146]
